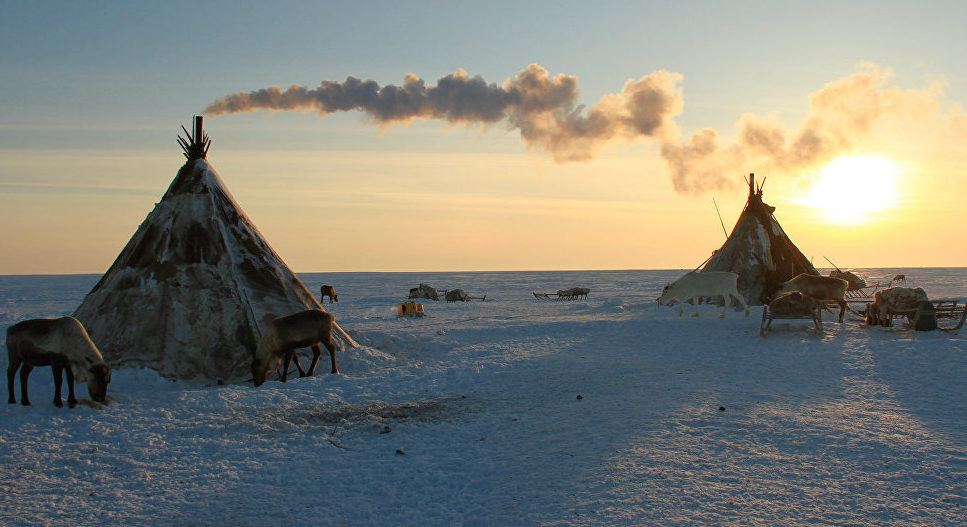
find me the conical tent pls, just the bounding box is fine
[701,174,817,305]
[73,117,355,383]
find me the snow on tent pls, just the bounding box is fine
[73,117,356,384]
[701,174,817,305]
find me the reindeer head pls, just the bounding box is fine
[86,363,111,402]
[252,315,281,387]
[251,354,281,387]
[657,283,673,305]
[252,358,268,387]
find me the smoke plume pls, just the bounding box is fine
[663,64,955,193]
[205,64,683,162]
[206,63,962,194]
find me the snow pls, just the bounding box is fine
[2,268,966,526]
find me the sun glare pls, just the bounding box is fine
[800,155,900,224]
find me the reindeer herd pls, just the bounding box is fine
[657,271,850,321]
[4,274,929,409]
[7,285,346,408]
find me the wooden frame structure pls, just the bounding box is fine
[864,298,967,331]
[177,115,211,161]
[759,304,823,336]
[533,288,590,301]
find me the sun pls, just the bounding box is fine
[800,155,900,224]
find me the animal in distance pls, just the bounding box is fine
[251,309,338,387]
[7,316,112,407]
[657,271,749,317]
[320,285,338,303]
[776,273,848,322]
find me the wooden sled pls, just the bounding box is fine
[865,299,967,331]
[443,289,487,302]
[445,295,487,303]
[760,304,823,337]
[933,299,967,331]
[532,288,590,301]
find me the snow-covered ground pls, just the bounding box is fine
[1,268,966,526]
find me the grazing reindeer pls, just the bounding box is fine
[776,273,848,323]
[251,310,338,387]
[658,271,749,317]
[320,285,338,303]
[7,317,112,407]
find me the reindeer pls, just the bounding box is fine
[251,309,338,387]
[7,317,112,407]
[320,285,338,303]
[776,273,849,323]
[658,271,749,317]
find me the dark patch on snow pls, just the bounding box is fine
[273,396,472,431]
[305,398,455,424]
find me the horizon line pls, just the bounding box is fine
[0,265,961,279]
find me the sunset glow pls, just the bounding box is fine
[800,156,900,225]
[1,4,966,273]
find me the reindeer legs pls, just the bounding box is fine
[302,341,338,377]
[305,345,322,377]
[280,348,314,381]
[289,342,335,379]
[324,337,338,374]
[52,364,64,407]
[52,364,66,407]
[65,365,78,407]
[19,363,33,406]
[280,348,294,383]
[291,351,308,377]
[7,357,20,404]
[50,357,77,407]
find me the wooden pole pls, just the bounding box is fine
[713,198,728,240]
[193,116,204,147]
[824,256,842,271]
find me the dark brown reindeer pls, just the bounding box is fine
[776,273,849,322]
[7,317,112,407]
[320,285,338,303]
[251,310,338,387]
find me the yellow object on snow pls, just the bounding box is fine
[397,301,425,317]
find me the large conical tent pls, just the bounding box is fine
[701,174,817,305]
[74,117,355,383]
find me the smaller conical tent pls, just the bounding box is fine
[74,117,355,383]
[701,174,817,305]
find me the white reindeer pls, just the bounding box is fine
[7,317,111,407]
[657,271,750,317]
[251,310,338,387]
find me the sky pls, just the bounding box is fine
[2,1,966,274]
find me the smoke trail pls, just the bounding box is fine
[206,63,962,194]
[204,64,684,162]
[662,64,955,194]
